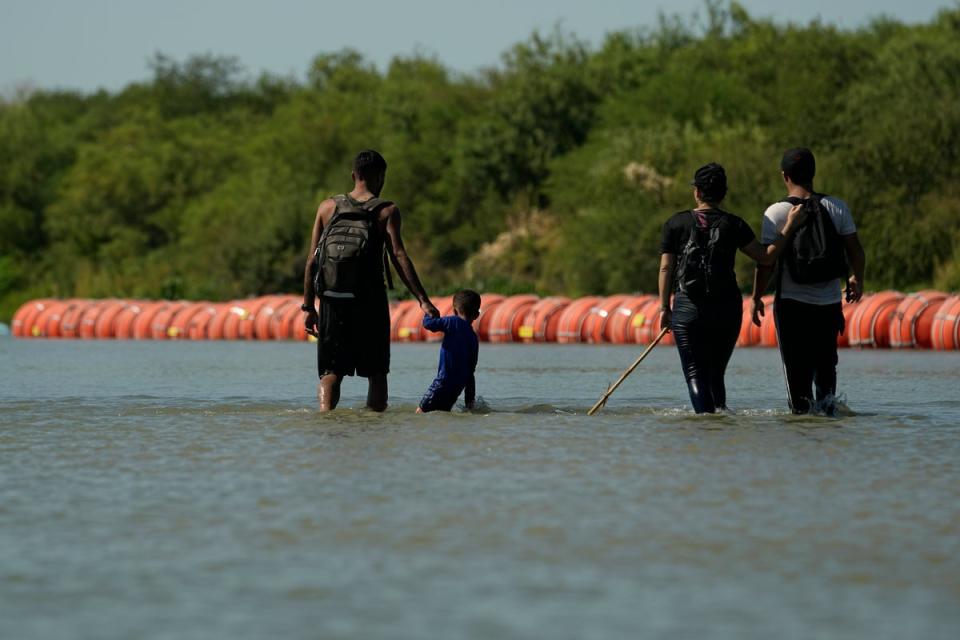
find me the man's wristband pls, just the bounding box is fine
[301,302,314,312]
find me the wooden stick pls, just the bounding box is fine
[587,326,670,416]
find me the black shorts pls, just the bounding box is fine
[317,290,390,378]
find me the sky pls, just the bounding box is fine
[1,0,954,94]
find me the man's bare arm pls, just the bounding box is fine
[384,205,438,316]
[843,232,866,302]
[303,199,335,335]
[750,264,774,326]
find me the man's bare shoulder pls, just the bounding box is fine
[379,201,400,224]
[316,197,338,223]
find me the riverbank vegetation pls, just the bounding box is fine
[2,2,959,320]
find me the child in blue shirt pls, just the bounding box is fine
[417,290,481,413]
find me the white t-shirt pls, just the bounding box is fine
[761,195,856,305]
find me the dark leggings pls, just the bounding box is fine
[671,292,742,413]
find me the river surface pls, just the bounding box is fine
[1,338,959,639]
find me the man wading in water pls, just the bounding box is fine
[302,150,438,411]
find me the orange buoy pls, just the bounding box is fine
[183,304,220,340]
[603,295,655,344]
[266,298,300,340]
[395,301,427,342]
[931,295,960,351]
[849,291,904,348]
[474,294,505,341]
[631,298,661,345]
[149,302,187,339]
[11,300,39,337]
[487,294,539,343]
[220,303,251,340]
[166,303,206,339]
[390,300,418,341]
[31,300,70,337]
[556,297,601,344]
[59,300,94,338]
[737,297,755,347]
[251,296,293,340]
[13,299,53,338]
[113,303,145,339]
[889,290,948,349]
[205,304,237,340]
[759,295,778,347]
[85,299,122,339]
[289,302,310,342]
[130,302,170,340]
[424,296,454,343]
[580,295,630,344]
[238,298,273,340]
[519,296,571,343]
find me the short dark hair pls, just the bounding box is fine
[690,162,728,204]
[781,147,815,185]
[453,290,481,318]
[353,149,387,181]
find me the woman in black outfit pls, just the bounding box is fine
[658,163,804,413]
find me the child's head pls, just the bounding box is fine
[453,290,481,322]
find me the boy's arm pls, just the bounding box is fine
[422,315,448,333]
[464,342,478,409]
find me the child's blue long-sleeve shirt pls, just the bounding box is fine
[422,315,479,402]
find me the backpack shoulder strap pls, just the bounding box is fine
[358,197,392,213]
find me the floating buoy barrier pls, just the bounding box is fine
[931,295,960,351]
[848,291,905,348]
[7,291,958,349]
[889,290,948,349]
[555,296,601,344]
[473,294,505,342]
[487,294,539,343]
[519,296,571,343]
[605,295,655,345]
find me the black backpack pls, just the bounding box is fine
[781,194,848,284]
[676,211,724,299]
[313,195,393,299]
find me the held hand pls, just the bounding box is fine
[845,276,863,303]
[784,203,807,233]
[659,308,672,333]
[751,297,765,327]
[304,309,319,338]
[421,300,440,318]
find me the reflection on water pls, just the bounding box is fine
[1,339,959,640]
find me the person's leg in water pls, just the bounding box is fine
[705,301,742,411]
[318,373,343,411]
[775,298,815,413]
[367,374,388,412]
[672,293,717,413]
[812,302,842,413]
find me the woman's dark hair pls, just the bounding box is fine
[691,162,728,204]
[353,149,387,181]
[453,290,481,317]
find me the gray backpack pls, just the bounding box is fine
[313,195,392,299]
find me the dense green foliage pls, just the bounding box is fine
[3,3,960,320]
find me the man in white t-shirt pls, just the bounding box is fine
[751,148,866,415]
